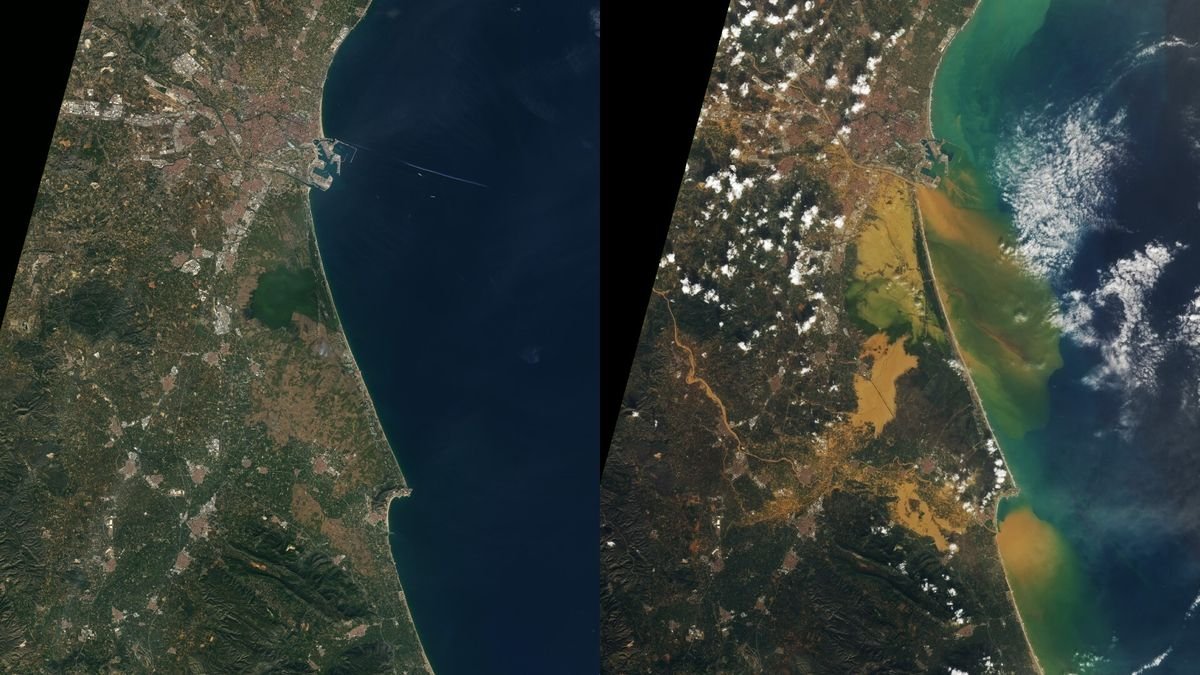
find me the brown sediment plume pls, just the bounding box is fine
[996,506,1065,592]
[915,183,1003,253]
[915,180,1061,437]
[995,505,1091,674]
[914,44,1046,666]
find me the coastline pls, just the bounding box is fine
[914,203,1043,675]
[914,1,1043,671]
[307,1,434,671]
[924,1,985,141]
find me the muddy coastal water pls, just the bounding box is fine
[925,0,1200,671]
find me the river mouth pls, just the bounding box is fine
[925,0,1200,671]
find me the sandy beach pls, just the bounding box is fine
[308,2,435,671]
[913,1,1044,670]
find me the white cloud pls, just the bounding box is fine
[1055,242,1200,428]
[995,98,1129,281]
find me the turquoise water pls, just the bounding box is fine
[929,0,1200,672]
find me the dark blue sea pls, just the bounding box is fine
[310,1,599,672]
[983,0,1200,670]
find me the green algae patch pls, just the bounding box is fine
[250,266,320,329]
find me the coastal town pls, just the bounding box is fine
[0,0,429,671]
[601,0,1037,672]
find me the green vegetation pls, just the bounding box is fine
[0,0,428,671]
[846,178,946,343]
[602,0,1037,671]
[251,266,319,329]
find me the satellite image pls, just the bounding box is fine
[3,0,596,673]
[602,0,1198,674]
[4,0,1198,673]
[1,0,431,671]
[308,1,599,672]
